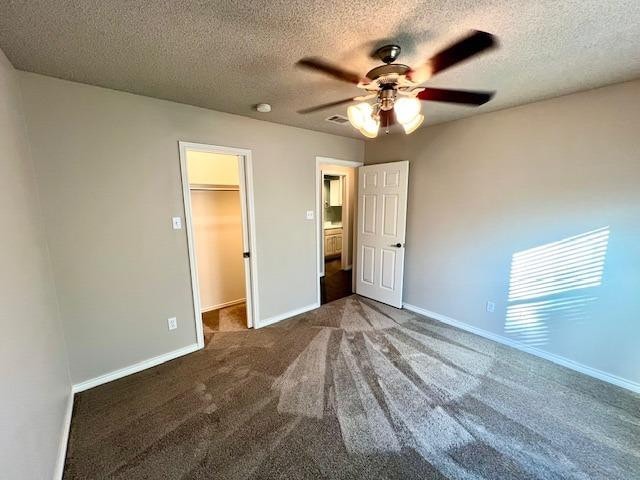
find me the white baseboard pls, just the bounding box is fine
[344,264,353,271]
[72,343,200,393]
[54,388,74,479]
[403,303,640,394]
[257,302,320,329]
[201,298,245,312]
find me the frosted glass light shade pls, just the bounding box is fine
[347,103,373,130]
[394,97,421,124]
[402,113,424,134]
[359,116,379,138]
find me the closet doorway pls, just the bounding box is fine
[179,142,257,347]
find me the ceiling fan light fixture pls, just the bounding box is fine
[359,116,380,138]
[347,102,372,129]
[402,114,424,134]
[296,31,498,138]
[359,128,378,139]
[394,97,421,125]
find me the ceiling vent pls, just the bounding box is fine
[325,114,349,125]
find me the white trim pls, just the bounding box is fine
[316,161,326,281]
[256,302,320,329]
[72,343,199,393]
[344,264,353,271]
[315,157,363,305]
[316,156,363,168]
[201,298,246,312]
[403,303,640,394]
[54,389,74,479]
[179,141,259,345]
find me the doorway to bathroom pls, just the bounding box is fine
[316,157,363,305]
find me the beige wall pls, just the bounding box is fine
[191,190,245,310]
[19,72,364,384]
[187,151,240,186]
[0,50,71,478]
[365,80,640,386]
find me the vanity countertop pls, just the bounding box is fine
[324,222,342,230]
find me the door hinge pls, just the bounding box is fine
[243,252,250,258]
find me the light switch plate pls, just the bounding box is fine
[486,301,496,313]
[172,217,182,230]
[306,210,314,220]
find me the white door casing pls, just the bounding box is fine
[179,141,258,345]
[356,161,409,308]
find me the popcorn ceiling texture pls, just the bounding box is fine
[64,295,640,479]
[1,0,639,138]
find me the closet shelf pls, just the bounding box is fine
[189,183,239,191]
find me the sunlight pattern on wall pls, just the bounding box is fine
[504,227,609,346]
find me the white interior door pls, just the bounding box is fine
[236,154,254,328]
[356,161,409,308]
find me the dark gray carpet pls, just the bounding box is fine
[64,295,640,479]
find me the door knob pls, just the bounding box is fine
[391,243,403,248]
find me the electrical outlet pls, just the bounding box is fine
[306,210,314,220]
[168,317,177,330]
[486,301,496,313]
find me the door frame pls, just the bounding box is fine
[179,141,259,348]
[315,156,363,305]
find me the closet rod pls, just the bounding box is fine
[189,184,239,192]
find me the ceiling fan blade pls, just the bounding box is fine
[296,57,363,84]
[297,97,357,114]
[417,88,495,105]
[409,30,497,83]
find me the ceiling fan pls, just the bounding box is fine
[296,30,498,137]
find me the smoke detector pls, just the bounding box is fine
[255,103,272,113]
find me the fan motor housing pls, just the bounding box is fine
[374,44,402,64]
[366,63,410,81]
[379,88,396,111]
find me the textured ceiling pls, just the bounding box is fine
[1,0,639,138]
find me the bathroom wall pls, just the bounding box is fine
[323,177,343,225]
